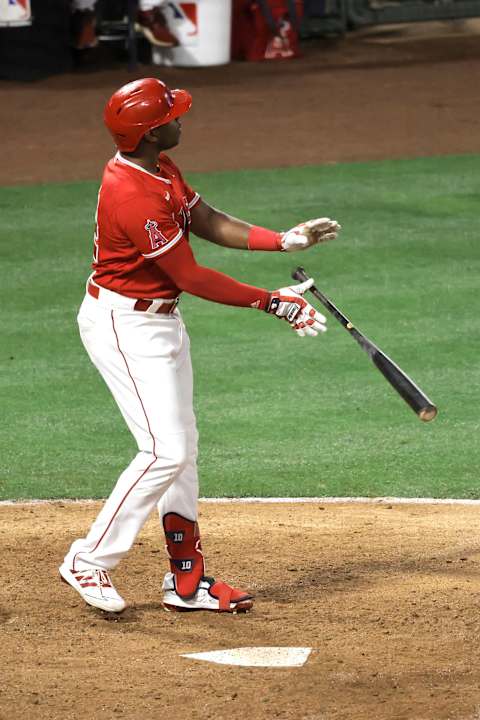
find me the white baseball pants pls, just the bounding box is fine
[64,287,198,573]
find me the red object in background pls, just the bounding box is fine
[232,0,304,61]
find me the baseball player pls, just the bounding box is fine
[59,78,340,614]
[71,0,177,50]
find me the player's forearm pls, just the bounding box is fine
[192,204,250,249]
[191,202,282,251]
[178,265,269,308]
[158,241,270,309]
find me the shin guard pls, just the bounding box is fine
[163,513,205,598]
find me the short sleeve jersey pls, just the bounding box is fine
[91,152,201,299]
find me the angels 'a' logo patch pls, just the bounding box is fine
[145,219,169,250]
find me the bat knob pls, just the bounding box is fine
[292,266,308,283]
[419,406,438,422]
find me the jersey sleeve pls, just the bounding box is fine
[157,238,271,311]
[184,179,201,212]
[115,197,185,259]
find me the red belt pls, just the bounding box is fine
[88,282,178,314]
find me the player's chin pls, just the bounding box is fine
[166,135,181,150]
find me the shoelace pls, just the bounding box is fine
[75,569,112,589]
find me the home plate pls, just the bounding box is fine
[181,647,312,668]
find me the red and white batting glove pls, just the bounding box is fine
[280,218,341,252]
[266,278,327,337]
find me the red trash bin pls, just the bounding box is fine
[232,0,304,61]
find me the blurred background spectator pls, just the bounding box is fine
[71,0,178,50]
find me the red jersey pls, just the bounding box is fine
[91,152,201,299]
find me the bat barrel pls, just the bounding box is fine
[419,405,438,422]
[372,349,437,422]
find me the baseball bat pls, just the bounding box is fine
[292,266,438,422]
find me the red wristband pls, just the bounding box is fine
[247,225,283,252]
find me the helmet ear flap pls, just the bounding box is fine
[103,78,192,152]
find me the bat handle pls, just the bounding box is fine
[292,266,310,284]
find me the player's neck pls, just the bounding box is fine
[120,151,160,175]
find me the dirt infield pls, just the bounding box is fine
[2,501,480,720]
[1,28,480,185]
[2,23,480,720]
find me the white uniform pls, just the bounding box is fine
[64,284,198,572]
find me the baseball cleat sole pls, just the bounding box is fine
[163,600,253,613]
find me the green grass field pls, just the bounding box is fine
[0,155,478,500]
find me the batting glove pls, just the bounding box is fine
[280,218,341,252]
[266,278,327,337]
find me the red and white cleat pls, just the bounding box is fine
[162,573,254,613]
[59,563,126,613]
[136,8,178,47]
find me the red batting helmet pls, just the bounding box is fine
[103,77,192,152]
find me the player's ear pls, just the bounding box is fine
[143,130,158,145]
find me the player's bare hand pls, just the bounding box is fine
[266,278,327,337]
[280,218,341,252]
